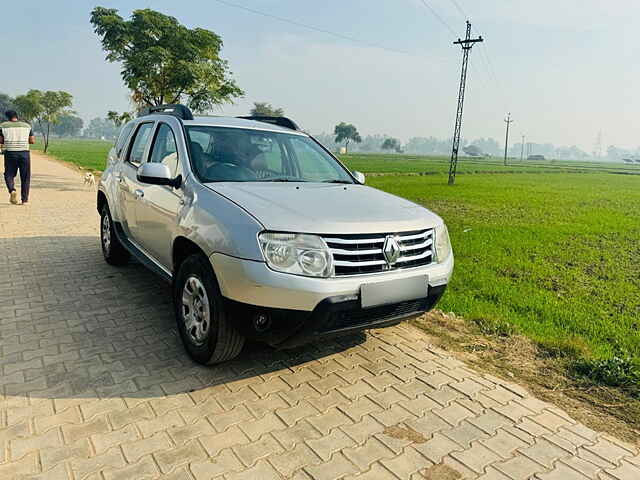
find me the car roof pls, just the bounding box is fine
[182,116,308,136]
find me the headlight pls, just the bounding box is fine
[258,232,334,278]
[435,224,452,263]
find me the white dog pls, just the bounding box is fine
[83,172,96,188]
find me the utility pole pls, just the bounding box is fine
[520,135,525,162]
[448,21,483,185]
[503,113,513,166]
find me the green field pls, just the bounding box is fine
[35,138,640,392]
[32,138,113,171]
[33,138,640,176]
[370,173,640,391]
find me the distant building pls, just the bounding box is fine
[527,154,545,161]
[623,158,634,164]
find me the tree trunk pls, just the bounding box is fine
[345,140,350,154]
[45,122,50,153]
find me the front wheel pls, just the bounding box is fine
[100,205,130,266]
[173,253,245,364]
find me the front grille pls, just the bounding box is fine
[320,299,428,333]
[323,229,434,276]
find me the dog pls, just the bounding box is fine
[83,172,96,188]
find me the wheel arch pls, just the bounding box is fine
[97,190,107,214]
[172,236,208,275]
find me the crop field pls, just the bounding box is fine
[369,173,640,393]
[31,138,113,171]
[35,138,640,392]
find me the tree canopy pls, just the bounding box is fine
[250,102,284,117]
[90,7,244,112]
[334,123,361,153]
[381,138,401,153]
[13,90,74,151]
[84,117,120,139]
[0,93,15,115]
[53,114,84,137]
[107,111,133,127]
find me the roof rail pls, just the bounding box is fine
[139,104,194,121]
[237,116,301,131]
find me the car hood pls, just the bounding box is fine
[203,182,442,234]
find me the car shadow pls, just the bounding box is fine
[0,235,366,401]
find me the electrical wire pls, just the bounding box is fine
[419,0,457,36]
[445,0,509,111]
[449,0,468,20]
[211,0,413,56]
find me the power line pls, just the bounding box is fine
[211,0,413,56]
[417,0,487,90]
[446,0,509,112]
[419,0,457,36]
[449,0,468,19]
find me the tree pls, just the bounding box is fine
[0,93,15,115]
[334,123,361,154]
[462,145,483,157]
[53,114,84,137]
[250,102,284,117]
[84,118,120,139]
[13,89,74,151]
[107,111,133,127]
[381,138,401,153]
[90,7,244,112]
[13,90,44,123]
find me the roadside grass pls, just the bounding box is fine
[31,138,112,172]
[368,173,640,396]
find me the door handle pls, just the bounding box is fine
[134,189,144,199]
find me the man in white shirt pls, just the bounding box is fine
[0,110,35,205]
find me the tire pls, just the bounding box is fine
[100,205,130,266]
[173,253,245,364]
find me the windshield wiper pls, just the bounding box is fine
[322,180,353,184]
[263,178,308,182]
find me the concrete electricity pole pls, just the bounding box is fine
[448,21,483,185]
[503,113,513,166]
[520,135,525,162]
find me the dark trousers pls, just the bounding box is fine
[3,151,31,202]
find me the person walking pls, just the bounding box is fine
[0,110,35,205]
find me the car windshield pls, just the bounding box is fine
[185,126,354,183]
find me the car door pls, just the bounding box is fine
[134,122,183,269]
[118,122,155,240]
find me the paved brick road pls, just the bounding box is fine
[1,153,639,479]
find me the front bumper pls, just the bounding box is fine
[210,252,453,311]
[224,284,447,348]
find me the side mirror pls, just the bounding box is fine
[353,171,365,184]
[137,163,180,188]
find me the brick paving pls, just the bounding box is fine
[1,152,639,479]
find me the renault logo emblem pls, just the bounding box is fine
[383,235,401,265]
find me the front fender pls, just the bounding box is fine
[177,177,265,261]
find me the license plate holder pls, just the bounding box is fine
[360,275,428,309]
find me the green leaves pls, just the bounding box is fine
[90,7,243,111]
[334,123,362,153]
[13,89,74,151]
[250,102,285,117]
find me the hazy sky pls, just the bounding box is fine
[2,1,638,150]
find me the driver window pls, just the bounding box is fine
[149,124,178,175]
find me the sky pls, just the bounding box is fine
[2,0,638,150]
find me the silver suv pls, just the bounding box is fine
[98,105,453,364]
